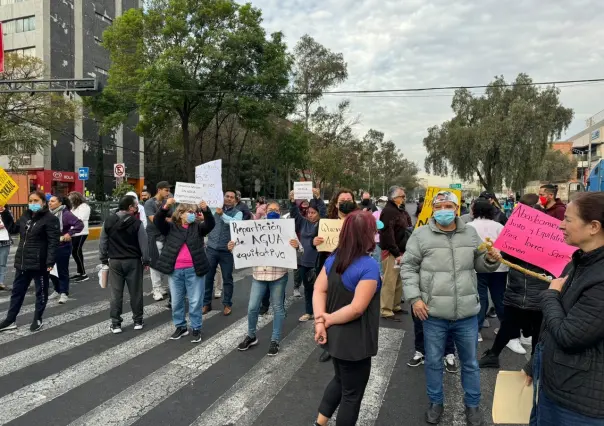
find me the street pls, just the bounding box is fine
[0,234,528,426]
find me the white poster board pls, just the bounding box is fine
[194,159,223,208]
[173,182,205,204]
[293,182,313,200]
[230,219,298,269]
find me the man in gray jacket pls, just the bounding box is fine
[401,191,500,426]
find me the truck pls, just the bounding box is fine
[586,159,604,192]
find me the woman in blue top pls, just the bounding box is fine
[313,210,381,426]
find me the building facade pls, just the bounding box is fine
[0,0,143,197]
[569,110,604,185]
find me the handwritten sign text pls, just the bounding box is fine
[230,219,297,269]
[317,219,342,252]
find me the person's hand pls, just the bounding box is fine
[316,312,334,328]
[486,247,502,263]
[165,198,176,207]
[215,207,223,216]
[0,205,4,213]
[549,276,568,292]
[314,322,327,344]
[199,201,208,211]
[289,190,295,202]
[312,188,320,199]
[412,300,429,321]
[289,239,299,249]
[395,256,402,265]
[227,240,236,252]
[313,236,324,246]
[63,234,71,242]
[522,369,533,386]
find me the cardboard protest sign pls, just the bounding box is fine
[317,219,342,252]
[194,160,223,207]
[0,168,18,205]
[493,203,576,277]
[293,182,313,200]
[415,187,462,228]
[173,182,205,204]
[230,219,297,269]
[492,371,532,424]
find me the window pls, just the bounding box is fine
[95,12,113,24]
[0,0,26,6]
[2,16,35,35]
[5,46,36,57]
[94,66,109,76]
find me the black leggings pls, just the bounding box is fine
[318,357,371,425]
[71,235,88,275]
[491,305,542,356]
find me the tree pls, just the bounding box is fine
[423,74,574,192]
[0,54,77,169]
[88,0,293,182]
[113,181,135,198]
[532,148,577,182]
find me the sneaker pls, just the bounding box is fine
[507,338,527,355]
[30,319,43,332]
[319,350,331,362]
[170,327,189,340]
[293,288,302,298]
[48,291,59,300]
[58,293,69,304]
[74,274,89,282]
[487,307,497,318]
[479,349,500,369]
[444,354,458,373]
[478,332,483,342]
[482,319,490,328]
[238,335,258,351]
[0,283,7,290]
[69,274,81,281]
[110,324,122,334]
[191,329,202,343]
[465,406,483,426]
[134,321,144,330]
[520,335,532,346]
[214,290,222,299]
[0,320,17,332]
[152,290,164,301]
[268,341,279,356]
[407,351,425,367]
[299,314,314,322]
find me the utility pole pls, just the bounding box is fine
[587,117,594,188]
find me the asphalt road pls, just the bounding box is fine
[0,217,529,426]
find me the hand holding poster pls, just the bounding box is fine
[493,203,576,277]
[317,219,342,252]
[415,187,462,228]
[0,168,18,205]
[293,182,313,200]
[230,219,298,269]
[194,160,223,208]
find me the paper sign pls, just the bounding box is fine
[415,187,462,228]
[317,219,343,252]
[230,219,298,269]
[492,371,533,424]
[293,182,313,200]
[493,203,576,277]
[195,160,223,208]
[0,168,18,205]
[173,182,206,204]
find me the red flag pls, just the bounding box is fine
[0,23,4,73]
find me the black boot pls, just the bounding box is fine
[319,350,331,362]
[425,403,444,424]
[465,406,483,426]
[478,349,500,369]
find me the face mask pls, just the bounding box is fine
[433,210,456,226]
[338,201,356,215]
[361,199,370,206]
[539,196,548,206]
[266,211,280,219]
[185,213,196,224]
[29,203,42,212]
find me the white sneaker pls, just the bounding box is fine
[48,291,59,301]
[214,290,222,299]
[152,290,164,301]
[483,319,490,328]
[507,338,527,355]
[160,288,168,296]
[58,293,69,304]
[293,288,302,298]
[520,335,532,346]
[494,327,499,335]
[478,332,483,342]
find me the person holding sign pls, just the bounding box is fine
[312,210,381,426]
[0,191,60,333]
[230,201,302,357]
[524,192,604,425]
[401,191,501,426]
[152,198,215,343]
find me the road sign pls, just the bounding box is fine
[114,163,125,178]
[78,167,89,181]
[449,183,462,189]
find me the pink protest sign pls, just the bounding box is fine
[493,204,576,277]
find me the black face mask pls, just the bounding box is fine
[361,199,370,206]
[338,201,357,215]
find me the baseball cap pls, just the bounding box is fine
[378,196,388,202]
[156,181,171,189]
[432,191,459,206]
[479,191,495,200]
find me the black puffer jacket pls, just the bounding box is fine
[538,246,604,418]
[153,206,215,276]
[379,200,412,258]
[1,208,60,271]
[502,253,551,310]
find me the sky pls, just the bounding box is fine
[252,0,604,185]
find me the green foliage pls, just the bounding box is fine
[532,148,577,182]
[112,181,136,199]
[423,74,574,192]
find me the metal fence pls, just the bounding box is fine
[6,202,118,226]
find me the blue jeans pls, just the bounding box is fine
[204,247,234,307]
[423,315,481,407]
[169,267,205,330]
[0,245,10,285]
[51,243,72,295]
[477,272,506,330]
[247,274,288,342]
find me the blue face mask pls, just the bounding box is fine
[185,213,196,224]
[29,203,42,212]
[433,209,455,226]
[266,211,280,219]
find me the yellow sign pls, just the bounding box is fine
[317,219,343,252]
[0,169,18,205]
[415,187,462,228]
